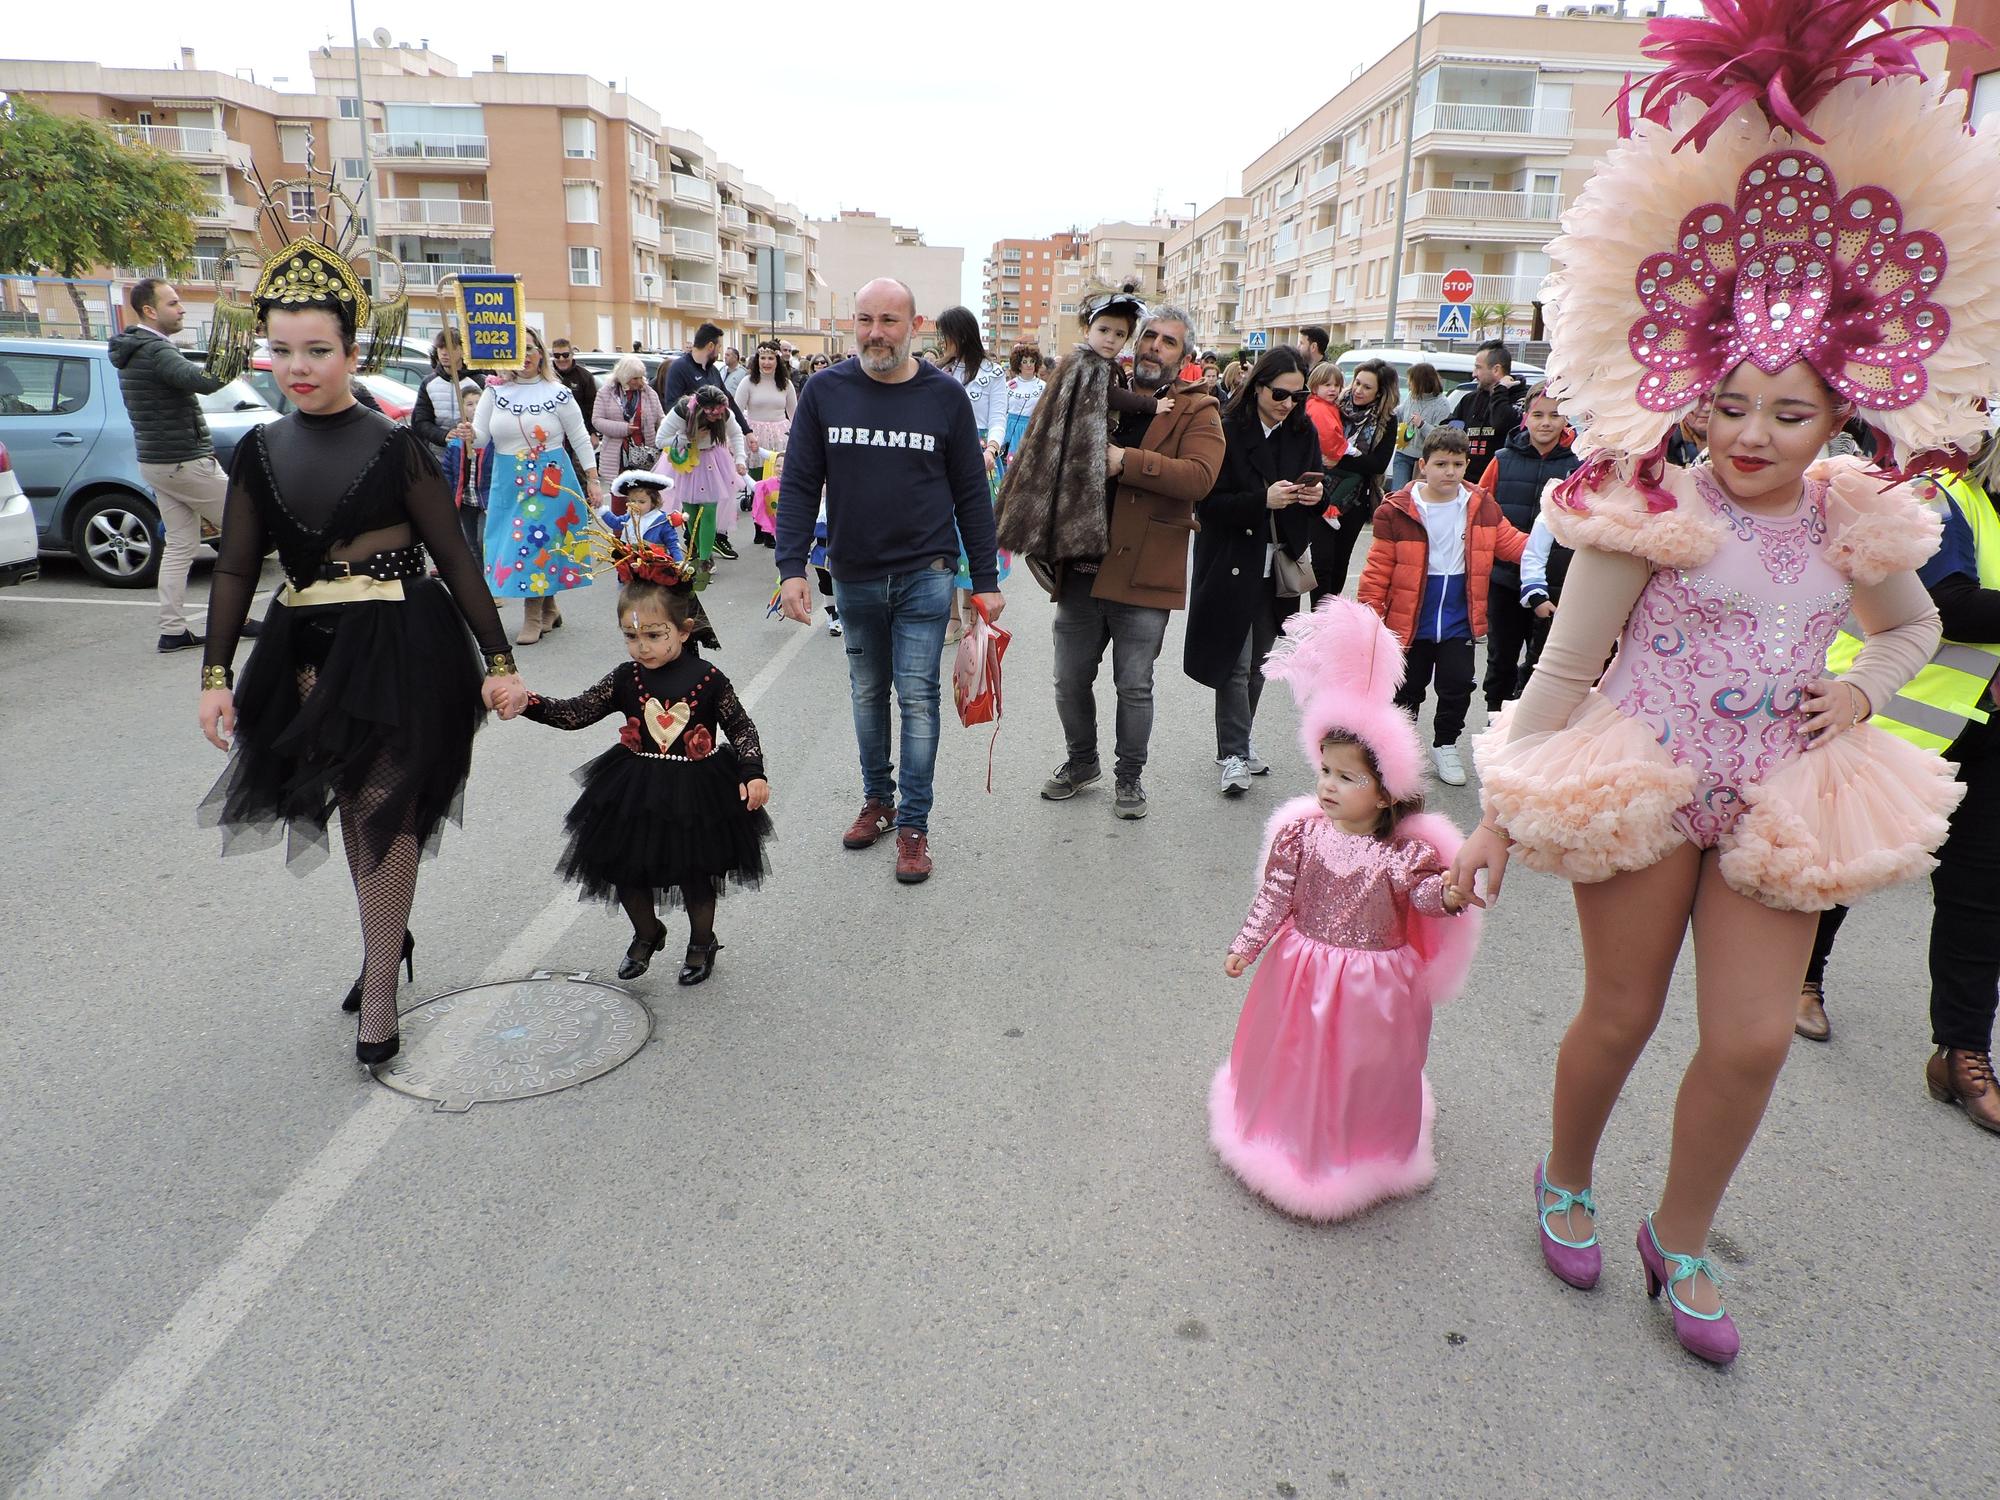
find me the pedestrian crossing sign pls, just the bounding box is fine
[1435,303,1472,339]
[1243,331,1269,350]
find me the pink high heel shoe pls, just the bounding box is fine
[1535,1155,1600,1290]
[1637,1216,1740,1366]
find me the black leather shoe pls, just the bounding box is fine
[356,1032,400,1067]
[342,930,414,1013]
[677,937,723,986]
[618,923,668,980]
[158,630,203,653]
[241,617,263,638]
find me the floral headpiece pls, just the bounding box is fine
[1541,0,2000,477]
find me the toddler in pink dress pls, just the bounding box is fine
[1209,599,1482,1221]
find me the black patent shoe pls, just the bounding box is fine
[342,930,415,1012]
[618,923,668,981]
[677,937,723,986]
[356,1032,400,1068]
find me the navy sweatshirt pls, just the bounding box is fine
[775,358,1000,593]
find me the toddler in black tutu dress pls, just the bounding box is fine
[520,517,772,984]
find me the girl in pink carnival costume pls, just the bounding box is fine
[1450,0,2000,1365]
[1210,597,1480,1222]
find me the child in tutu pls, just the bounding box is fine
[1209,598,1480,1221]
[520,520,772,985]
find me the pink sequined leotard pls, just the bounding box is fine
[1595,467,1849,848]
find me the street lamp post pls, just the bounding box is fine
[1382,0,1426,347]
[347,0,377,255]
[643,273,655,350]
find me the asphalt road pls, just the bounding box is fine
[2,544,1996,1500]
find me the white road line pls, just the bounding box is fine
[9,620,811,1500]
[0,595,206,609]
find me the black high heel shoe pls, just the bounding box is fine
[356,1032,400,1068]
[678,936,723,987]
[617,922,669,981]
[342,930,415,1013]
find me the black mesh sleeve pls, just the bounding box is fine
[399,432,510,657]
[522,670,620,731]
[201,439,271,675]
[715,682,766,781]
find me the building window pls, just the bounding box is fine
[562,117,597,160]
[279,124,309,163]
[341,158,365,180]
[570,247,602,287]
[339,97,361,120]
[565,183,600,224]
[288,187,316,223]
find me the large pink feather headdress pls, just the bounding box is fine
[1543,0,2000,478]
[1263,597,1425,801]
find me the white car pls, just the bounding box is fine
[0,441,39,588]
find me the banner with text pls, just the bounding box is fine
[456,273,524,370]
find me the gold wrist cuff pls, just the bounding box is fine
[485,652,519,677]
[201,665,233,691]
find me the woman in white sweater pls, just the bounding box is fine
[474,327,603,645]
[934,306,1008,640]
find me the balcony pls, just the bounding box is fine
[1308,161,1342,196]
[668,174,717,208]
[670,279,718,310]
[745,223,776,248]
[376,198,494,233]
[1406,189,1563,227]
[784,272,804,293]
[1305,226,1337,254]
[776,233,804,257]
[112,123,251,172]
[1412,102,1572,147]
[1270,294,1297,317]
[628,153,660,185]
[721,249,751,278]
[370,131,489,167]
[1398,271,1545,306]
[399,261,496,291]
[1272,240,1298,266]
[720,204,748,233]
[193,195,259,233]
[1276,182,1302,209]
[672,227,716,260]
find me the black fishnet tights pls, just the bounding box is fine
[302,665,422,1047]
[617,884,715,956]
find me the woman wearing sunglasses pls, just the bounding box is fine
[1310,357,1400,605]
[1184,346,1324,796]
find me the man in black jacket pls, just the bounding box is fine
[1448,339,1525,471]
[656,321,749,432]
[108,279,257,653]
[550,337,599,435]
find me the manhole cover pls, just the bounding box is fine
[373,970,652,1111]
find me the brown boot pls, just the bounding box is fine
[1926,1047,2000,1135]
[515,597,546,646]
[1795,980,1831,1042]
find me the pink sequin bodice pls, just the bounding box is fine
[1231,818,1450,959]
[1596,467,1851,847]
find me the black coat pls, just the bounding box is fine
[108,327,224,464]
[656,350,749,434]
[1485,424,1579,598]
[1183,408,1318,688]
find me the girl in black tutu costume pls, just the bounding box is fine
[520,517,772,986]
[196,237,526,1068]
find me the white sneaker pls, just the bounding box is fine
[1245,740,1270,776]
[1220,755,1254,796]
[826,614,843,637]
[1432,743,1468,786]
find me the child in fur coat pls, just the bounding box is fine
[1210,598,1482,1222]
[994,283,1171,566]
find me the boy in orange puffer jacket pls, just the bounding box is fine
[1356,428,1528,786]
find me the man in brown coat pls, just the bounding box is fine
[1040,303,1224,819]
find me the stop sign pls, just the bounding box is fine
[1441,268,1476,304]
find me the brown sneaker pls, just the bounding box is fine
[1927,1048,2000,1135]
[1795,980,1831,1042]
[842,799,896,850]
[894,828,932,884]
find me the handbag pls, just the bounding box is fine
[619,392,661,470]
[1271,515,1317,596]
[952,595,1013,791]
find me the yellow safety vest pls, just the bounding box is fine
[1825,472,2000,752]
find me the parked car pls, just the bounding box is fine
[241,355,415,422]
[0,440,39,588]
[1335,346,1546,393]
[577,351,665,386]
[0,337,280,587]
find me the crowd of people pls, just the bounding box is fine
[148,0,2000,1379]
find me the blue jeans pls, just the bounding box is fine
[1389,452,1418,492]
[831,563,953,832]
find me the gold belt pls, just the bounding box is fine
[281,576,408,606]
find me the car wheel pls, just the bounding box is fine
[71,491,161,588]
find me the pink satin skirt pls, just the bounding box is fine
[1209,922,1437,1221]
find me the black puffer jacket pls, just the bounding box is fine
[108,328,224,464]
[1483,423,1579,599]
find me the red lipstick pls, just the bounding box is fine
[1729,456,1772,473]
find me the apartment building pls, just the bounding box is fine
[979,230,1084,351]
[809,210,965,340]
[0,39,823,354]
[1230,8,1653,353]
[1161,198,1249,354]
[1020,218,1181,358]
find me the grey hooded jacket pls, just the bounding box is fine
[108,328,225,465]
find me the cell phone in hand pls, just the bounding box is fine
[1296,472,1324,486]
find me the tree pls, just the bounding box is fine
[1471,301,1516,339]
[0,97,209,336]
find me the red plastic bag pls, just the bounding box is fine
[952,596,1011,788]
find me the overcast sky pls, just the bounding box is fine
[4,0,1689,309]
